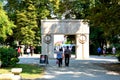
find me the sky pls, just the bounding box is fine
[54,35,64,43]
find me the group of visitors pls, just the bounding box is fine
[97,46,116,56]
[56,46,71,67]
[17,46,35,56]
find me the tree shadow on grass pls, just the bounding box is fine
[14,64,45,79]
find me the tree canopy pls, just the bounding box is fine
[88,0,120,37]
[0,3,15,42]
[0,0,119,51]
[87,0,120,54]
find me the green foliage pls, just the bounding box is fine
[116,51,120,61]
[4,0,41,46]
[87,0,120,38]
[65,41,71,44]
[0,3,15,42]
[113,44,120,61]
[0,64,44,79]
[3,0,120,54]
[65,35,75,44]
[89,27,105,55]
[0,46,19,67]
[3,0,91,46]
[34,46,41,54]
[15,0,38,45]
[54,0,90,19]
[87,0,120,55]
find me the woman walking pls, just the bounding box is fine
[56,48,63,67]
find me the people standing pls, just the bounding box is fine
[102,47,106,56]
[64,46,71,67]
[30,46,34,56]
[26,47,30,56]
[20,46,24,56]
[97,47,102,56]
[112,46,116,56]
[17,46,21,56]
[56,48,63,67]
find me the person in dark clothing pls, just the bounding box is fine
[64,46,71,67]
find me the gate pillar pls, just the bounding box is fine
[76,34,89,59]
[41,34,54,58]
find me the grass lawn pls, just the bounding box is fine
[0,64,45,79]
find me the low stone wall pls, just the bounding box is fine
[0,74,14,80]
[0,68,22,80]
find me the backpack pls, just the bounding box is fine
[64,49,70,54]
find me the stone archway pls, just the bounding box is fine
[41,19,89,59]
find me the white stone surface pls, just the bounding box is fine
[41,19,89,59]
[11,68,22,75]
[41,20,89,34]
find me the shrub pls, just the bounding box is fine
[34,46,41,54]
[0,46,19,67]
[116,51,120,62]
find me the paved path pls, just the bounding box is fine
[19,54,120,80]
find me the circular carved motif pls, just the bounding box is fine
[44,34,52,44]
[79,34,87,44]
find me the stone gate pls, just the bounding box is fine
[41,19,89,59]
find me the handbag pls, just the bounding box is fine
[56,60,59,64]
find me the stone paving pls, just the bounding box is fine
[19,54,120,80]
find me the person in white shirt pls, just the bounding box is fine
[26,47,30,56]
[112,47,116,56]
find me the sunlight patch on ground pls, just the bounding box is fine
[106,71,119,75]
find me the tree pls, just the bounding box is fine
[15,0,38,45]
[4,0,51,46]
[87,0,120,42]
[48,0,90,19]
[86,0,120,54]
[0,3,15,43]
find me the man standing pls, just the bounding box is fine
[97,47,101,56]
[112,46,116,56]
[64,46,71,67]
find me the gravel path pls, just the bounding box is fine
[19,55,120,80]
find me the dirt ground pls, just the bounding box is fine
[95,63,120,74]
